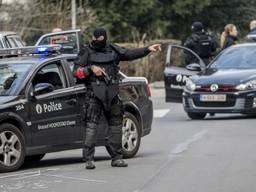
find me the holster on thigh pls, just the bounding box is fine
[84,122,98,147]
[85,97,102,124]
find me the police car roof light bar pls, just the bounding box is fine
[0,45,62,57]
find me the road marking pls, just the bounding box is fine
[0,171,39,179]
[154,109,170,118]
[12,170,41,180]
[42,173,107,183]
[170,129,208,155]
[2,169,106,184]
[134,129,207,192]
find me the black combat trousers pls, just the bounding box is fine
[82,90,123,161]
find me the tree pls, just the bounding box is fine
[87,0,168,42]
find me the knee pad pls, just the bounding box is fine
[84,123,98,147]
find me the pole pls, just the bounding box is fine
[71,0,76,29]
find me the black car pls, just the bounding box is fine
[0,46,153,173]
[165,43,256,119]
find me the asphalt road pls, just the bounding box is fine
[1,88,256,192]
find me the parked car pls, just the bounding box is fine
[0,44,153,172]
[164,43,256,119]
[0,31,25,49]
[35,29,81,54]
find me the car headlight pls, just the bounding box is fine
[186,79,196,91]
[236,80,256,91]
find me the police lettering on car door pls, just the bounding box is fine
[35,101,62,114]
[170,74,189,89]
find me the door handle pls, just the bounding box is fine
[66,98,77,105]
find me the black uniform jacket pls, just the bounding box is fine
[222,35,236,50]
[73,43,150,83]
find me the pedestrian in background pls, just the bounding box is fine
[246,20,256,42]
[184,21,217,64]
[220,24,238,50]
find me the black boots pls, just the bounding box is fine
[85,161,96,169]
[111,159,128,167]
[85,159,128,169]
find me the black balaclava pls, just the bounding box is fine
[191,21,203,33]
[91,27,107,50]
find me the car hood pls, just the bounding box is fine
[0,96,18,105]
[192,68,256,85]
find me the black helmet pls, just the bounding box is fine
[191,21,203,32]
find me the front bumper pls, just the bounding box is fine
[183,90,256,114]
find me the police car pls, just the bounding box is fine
[165,43,256,119]
[0,44,153,172]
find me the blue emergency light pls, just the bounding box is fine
[37,47,48,53]
[0,45,62,57]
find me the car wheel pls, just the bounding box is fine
[122,112,141,158]
[25,154,45,162]
[187,112,206,120]
[0,123,25,173]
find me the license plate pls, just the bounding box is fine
[200,94,226,102]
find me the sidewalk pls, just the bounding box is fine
[149,81,164,89]
[149,81,165,98]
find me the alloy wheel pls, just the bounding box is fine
[0,131,22,167]
[122,117,138,152]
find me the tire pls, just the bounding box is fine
[25,154,45,162]
[106,111,142,159]
[122,112,141,158]
[0,123,25,173]
[187,112,206,120]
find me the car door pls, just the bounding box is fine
[27,60,84,146]
[164,44,205,102]
[35,29,81,54]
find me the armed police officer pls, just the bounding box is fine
[184,21,217,64]
[73,27,161,169]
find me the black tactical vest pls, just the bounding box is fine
[87,45,120,83]
[87,44,120,111]
[191,33,213,58]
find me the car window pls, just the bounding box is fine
[3,37,11,48]
[169,47,200,68]
[65,59,77,82]
[6,37,18,48]
[13,36,25,47]
[0,63,32,96]
[38,33,78,54]
[0,41,3,48]
[210,46,256,69]
[32,62,67,90]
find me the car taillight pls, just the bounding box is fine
[145,83,151,97]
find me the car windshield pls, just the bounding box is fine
[209,46,256,69]
[0,63,32,96]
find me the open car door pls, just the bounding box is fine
[164,45,205,102]
[35,29,81,54]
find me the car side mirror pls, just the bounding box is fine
[33,83,54,96]
[186,63,202,71]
